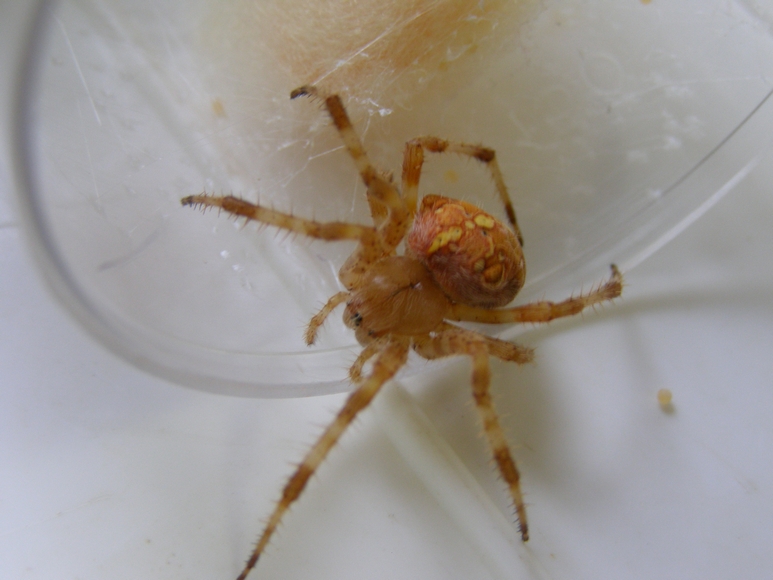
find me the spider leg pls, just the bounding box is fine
[181,194,384,289]
[305,291,349,345]
[292,86,379,193]
[236,337,410,580]
[292,86,409,246]
[435,322,534,365]
[182,194,376,243]
[403,137,522,245]
[349,336,389,384]
[450,265,623,325]
[413,327,529,541]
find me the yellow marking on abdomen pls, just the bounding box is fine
[473,214,495,229]
[427,226,463,254]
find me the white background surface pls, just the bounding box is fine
[3,2,773,580]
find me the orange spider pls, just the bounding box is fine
[182,85,622,580]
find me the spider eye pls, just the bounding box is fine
[351,312,363,327]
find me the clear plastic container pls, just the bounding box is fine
[12,0,773,397]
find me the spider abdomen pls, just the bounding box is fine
[343,256,451,344]
[407,195,525,308]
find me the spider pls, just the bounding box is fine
[182,85,623,580]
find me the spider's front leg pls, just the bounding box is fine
[292,85,407,237]
[181,194,384,288]
[291,86,378,188]
[181,194,377,245]
[413,327,530,541]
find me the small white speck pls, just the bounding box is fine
[663,135,682,150]
[220,250,230,259]
[664,85,693,99]
[627,149,649,163]
[647,188,663,200]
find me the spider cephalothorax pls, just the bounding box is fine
[183,85,622,580]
